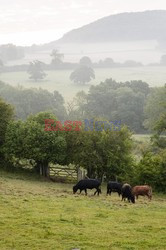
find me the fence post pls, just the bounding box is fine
[77,167,82,181]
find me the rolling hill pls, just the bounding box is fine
[50,10,166,45]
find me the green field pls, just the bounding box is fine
[1,66,165,102]
[0,170,166,250]
[132,134,151,142]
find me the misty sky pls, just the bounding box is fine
[1,0,166,45]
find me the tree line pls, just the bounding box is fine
[0,79,165,134]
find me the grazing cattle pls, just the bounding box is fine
[121,183,135,203]
[132,185,152,200]
[107,181,122,196]
[73,179,101,196]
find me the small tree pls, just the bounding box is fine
[70,66,95,85]
[50,49,64,67]
[27,60,47,82]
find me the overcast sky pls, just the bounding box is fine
[1,0,166,45]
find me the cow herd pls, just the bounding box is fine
[73,179,152,203]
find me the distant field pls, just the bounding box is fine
[0,170,166,249]
[0,66,165,102]
[132,134,151,142]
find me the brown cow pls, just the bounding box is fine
[132,185,152,200]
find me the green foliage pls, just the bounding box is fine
[0,81,67,120]
[136,92,166,192]
[0,98,14,162]
[3,112,67,175]
[144,86,166,131]
[65,123,133,181]
[70,66,95,85]
[70,79,149,132]
[27,60,47,81]
[137,151,166,192]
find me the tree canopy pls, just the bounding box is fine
[79,56,92,67]
[144,86,166,131]
[4,112,67,176]
[68,79,150,133]
[0,81,66,120]
[70,66,95,85]
[65,122,133,181]
[27,60,47,82]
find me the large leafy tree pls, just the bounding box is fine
[4,112,66,176]
[65,122,133,181]
[70,66,95,85]
[27,60,47,82]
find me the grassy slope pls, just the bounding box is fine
[0,66,165,102]
[0,170,166,250]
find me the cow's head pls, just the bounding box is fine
[130,194,135,204]
[73,185,77,194]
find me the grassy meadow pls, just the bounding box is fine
[0,169,166,250]
[0,66,166,102]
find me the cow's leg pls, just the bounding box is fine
[94,188,98,195]
[136,195,138,199]
[107,188,109,195]
[84,189,87,195]
[97,188,100,196]
[80,189,82,194]
[147,194,151,201]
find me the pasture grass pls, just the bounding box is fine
[0,66,165,102]
[0,169,166,249]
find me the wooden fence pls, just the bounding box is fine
[48,165,86,183]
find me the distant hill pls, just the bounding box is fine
[49,10,166,45]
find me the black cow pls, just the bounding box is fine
[73,179,101,196]
[121,183,135,203]
[107,181,122,196]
